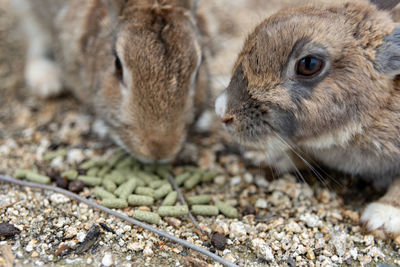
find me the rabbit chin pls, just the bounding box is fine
[110,132,174,164]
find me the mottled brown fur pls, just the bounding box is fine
[217,0,400,237]
[15,0,210,162]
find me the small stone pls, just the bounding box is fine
[164,217,181,228]
[55,175,69,189]
[343,210,359,223]
[230,176,241,185]
[252,238,274,261]
[65,227,77,239]
[67,149,85,164]
[31,251,39,258]
[50,193,70,204]
[211,233,226,250]
[25,240,36,253]
[299,213,322,228]
[255,199,268,209]
[143,244,154,257]
[101,252,113,267]
[68,180,85,193]
[229,222,247,239]
[330,231,347,257]
[0,223,20,237]
[214,176,226,185]
[349,247,358,260]
[306,249,315,260]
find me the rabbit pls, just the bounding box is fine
[11,0,210,163]
[215,0,400,238]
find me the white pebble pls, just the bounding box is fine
[101,252,113,267]
[143,244,154,257]
[230,176,241,185]
[77,230,86,243]
[25,240,36,252]
[229,222,247,239]
[329,231,347,257]
[252,238,274,261]
[299,213,322,228]
[255,199,268,209]
[67,149,85,164]
[50,193,70,204]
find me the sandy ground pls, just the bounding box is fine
[0,0,400,266]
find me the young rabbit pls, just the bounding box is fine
[12,0,210,163]
[215,0,400,237]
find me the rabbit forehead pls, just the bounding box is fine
[238,0,395,89]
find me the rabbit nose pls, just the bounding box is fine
[221,115,234,124]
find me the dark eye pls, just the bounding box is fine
[296,56,324,77]
[114,51,123,81]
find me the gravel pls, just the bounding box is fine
[1,0,400,266]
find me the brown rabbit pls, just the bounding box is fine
[12,0,210,163]
[215,0,400,237]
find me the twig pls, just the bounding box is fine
[0,200,20,210]
[167,175,206,236]
[0,175,238,267]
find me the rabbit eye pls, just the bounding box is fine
[296,56,324,77]
[114,51,123,82]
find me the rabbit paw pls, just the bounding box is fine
[25,57,63,98]
[361,202,400,236]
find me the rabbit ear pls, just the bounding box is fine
[375,25,400,76]
[104,0,127,24]
[180,0,200,12]
[370,0,400,10]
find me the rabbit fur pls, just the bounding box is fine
[12,0,210,163]
[215,0,400,237]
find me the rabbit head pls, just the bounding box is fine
[215,0,400,152]
[98,0,205,163]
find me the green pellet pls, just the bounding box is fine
[216,201,238,218]
[115,157,134,169]
[102,179,117,192]
[93,187,116,200]
[156,166,171,179]
[128,195,154,206]
[184,166,201,173]
[106,171,126,185]
[87,167,99,177]
[175,172,191,186]
[25,171,51,184]
[192,205,219,216]
[14,169,29,179]
[135,187,155,197]
[108,150,126,167]
[201,170,219,183]
[101,198,128,209]
[154,184,173,200]
[132,210,160,224]
[97,164,112,177]
[61,170,78,180]
[80,159,104,170]
[158,205,189,217]
[136,171,155,185]
[149,180,168,189]
[77,175,102,186]
[184,173,202,189]
[188,195,212,205]
[43,150,67,161]
[161,191,177,206]
[114,179,137,200]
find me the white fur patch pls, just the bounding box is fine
[361,202,400,234]
[194,110,214,133]
[302,124,362,149]
[215,91,227,118]
[92,119,109,139]
[25,57,63,98]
